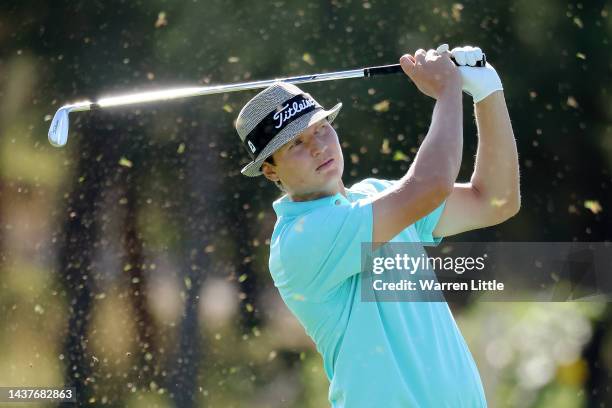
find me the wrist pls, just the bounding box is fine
[438,84,462,101]
[474,89,504,106]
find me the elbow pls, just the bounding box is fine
[490,193,521,225]
[426,169,456,199]
[409,162,457,204]
[429,177,455,203]
[473,180,520,226]
[404,170,455,202]
[501,200,520,222]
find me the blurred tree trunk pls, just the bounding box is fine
[166,118,218,408]
[122,168,159,386]
[57,114,121,406]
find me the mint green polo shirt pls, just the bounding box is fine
[269,178,487,407]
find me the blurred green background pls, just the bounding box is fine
[0,0,611,406]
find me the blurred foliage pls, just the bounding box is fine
[0,0,611,406]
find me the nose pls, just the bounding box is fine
[309,134,327,157]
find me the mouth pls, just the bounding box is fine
[316,158,334,171]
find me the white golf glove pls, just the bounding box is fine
[438,44,503,103]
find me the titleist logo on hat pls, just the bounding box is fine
[243,93,321,159]
[273,97,317,129]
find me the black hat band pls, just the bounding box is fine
[243,93,321,159]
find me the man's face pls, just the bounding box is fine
[262,118,344,199]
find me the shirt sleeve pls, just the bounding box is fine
[414,200,447,245]
[279,199,373,298]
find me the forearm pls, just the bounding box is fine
[408,88,463,188]
[374,88,463,244]
[471,90,520,213]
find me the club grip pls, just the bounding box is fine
[364,53,486,77]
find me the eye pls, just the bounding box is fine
[289,138,302,149]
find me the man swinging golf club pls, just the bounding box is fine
[235,44,520,407]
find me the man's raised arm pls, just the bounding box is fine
[372,48,463,244]
[431,52,521,238]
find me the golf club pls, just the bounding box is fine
[48,51,485,147]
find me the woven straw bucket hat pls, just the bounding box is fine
[235,82,342,177]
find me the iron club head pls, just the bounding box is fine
[48,106,71,147]
[48,101,92,147]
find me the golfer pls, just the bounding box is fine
[235,45,520,407]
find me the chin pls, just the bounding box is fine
[321,170,343,190]
[330,162,344,181]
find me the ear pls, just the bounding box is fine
[261,161,280,183]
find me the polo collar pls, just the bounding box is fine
[273,192,352,218]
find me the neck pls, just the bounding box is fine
[289,180,346,202]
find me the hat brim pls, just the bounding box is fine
[241,102,342,177]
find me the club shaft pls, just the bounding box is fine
[78,68,367,111]
[65,56,486,111]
